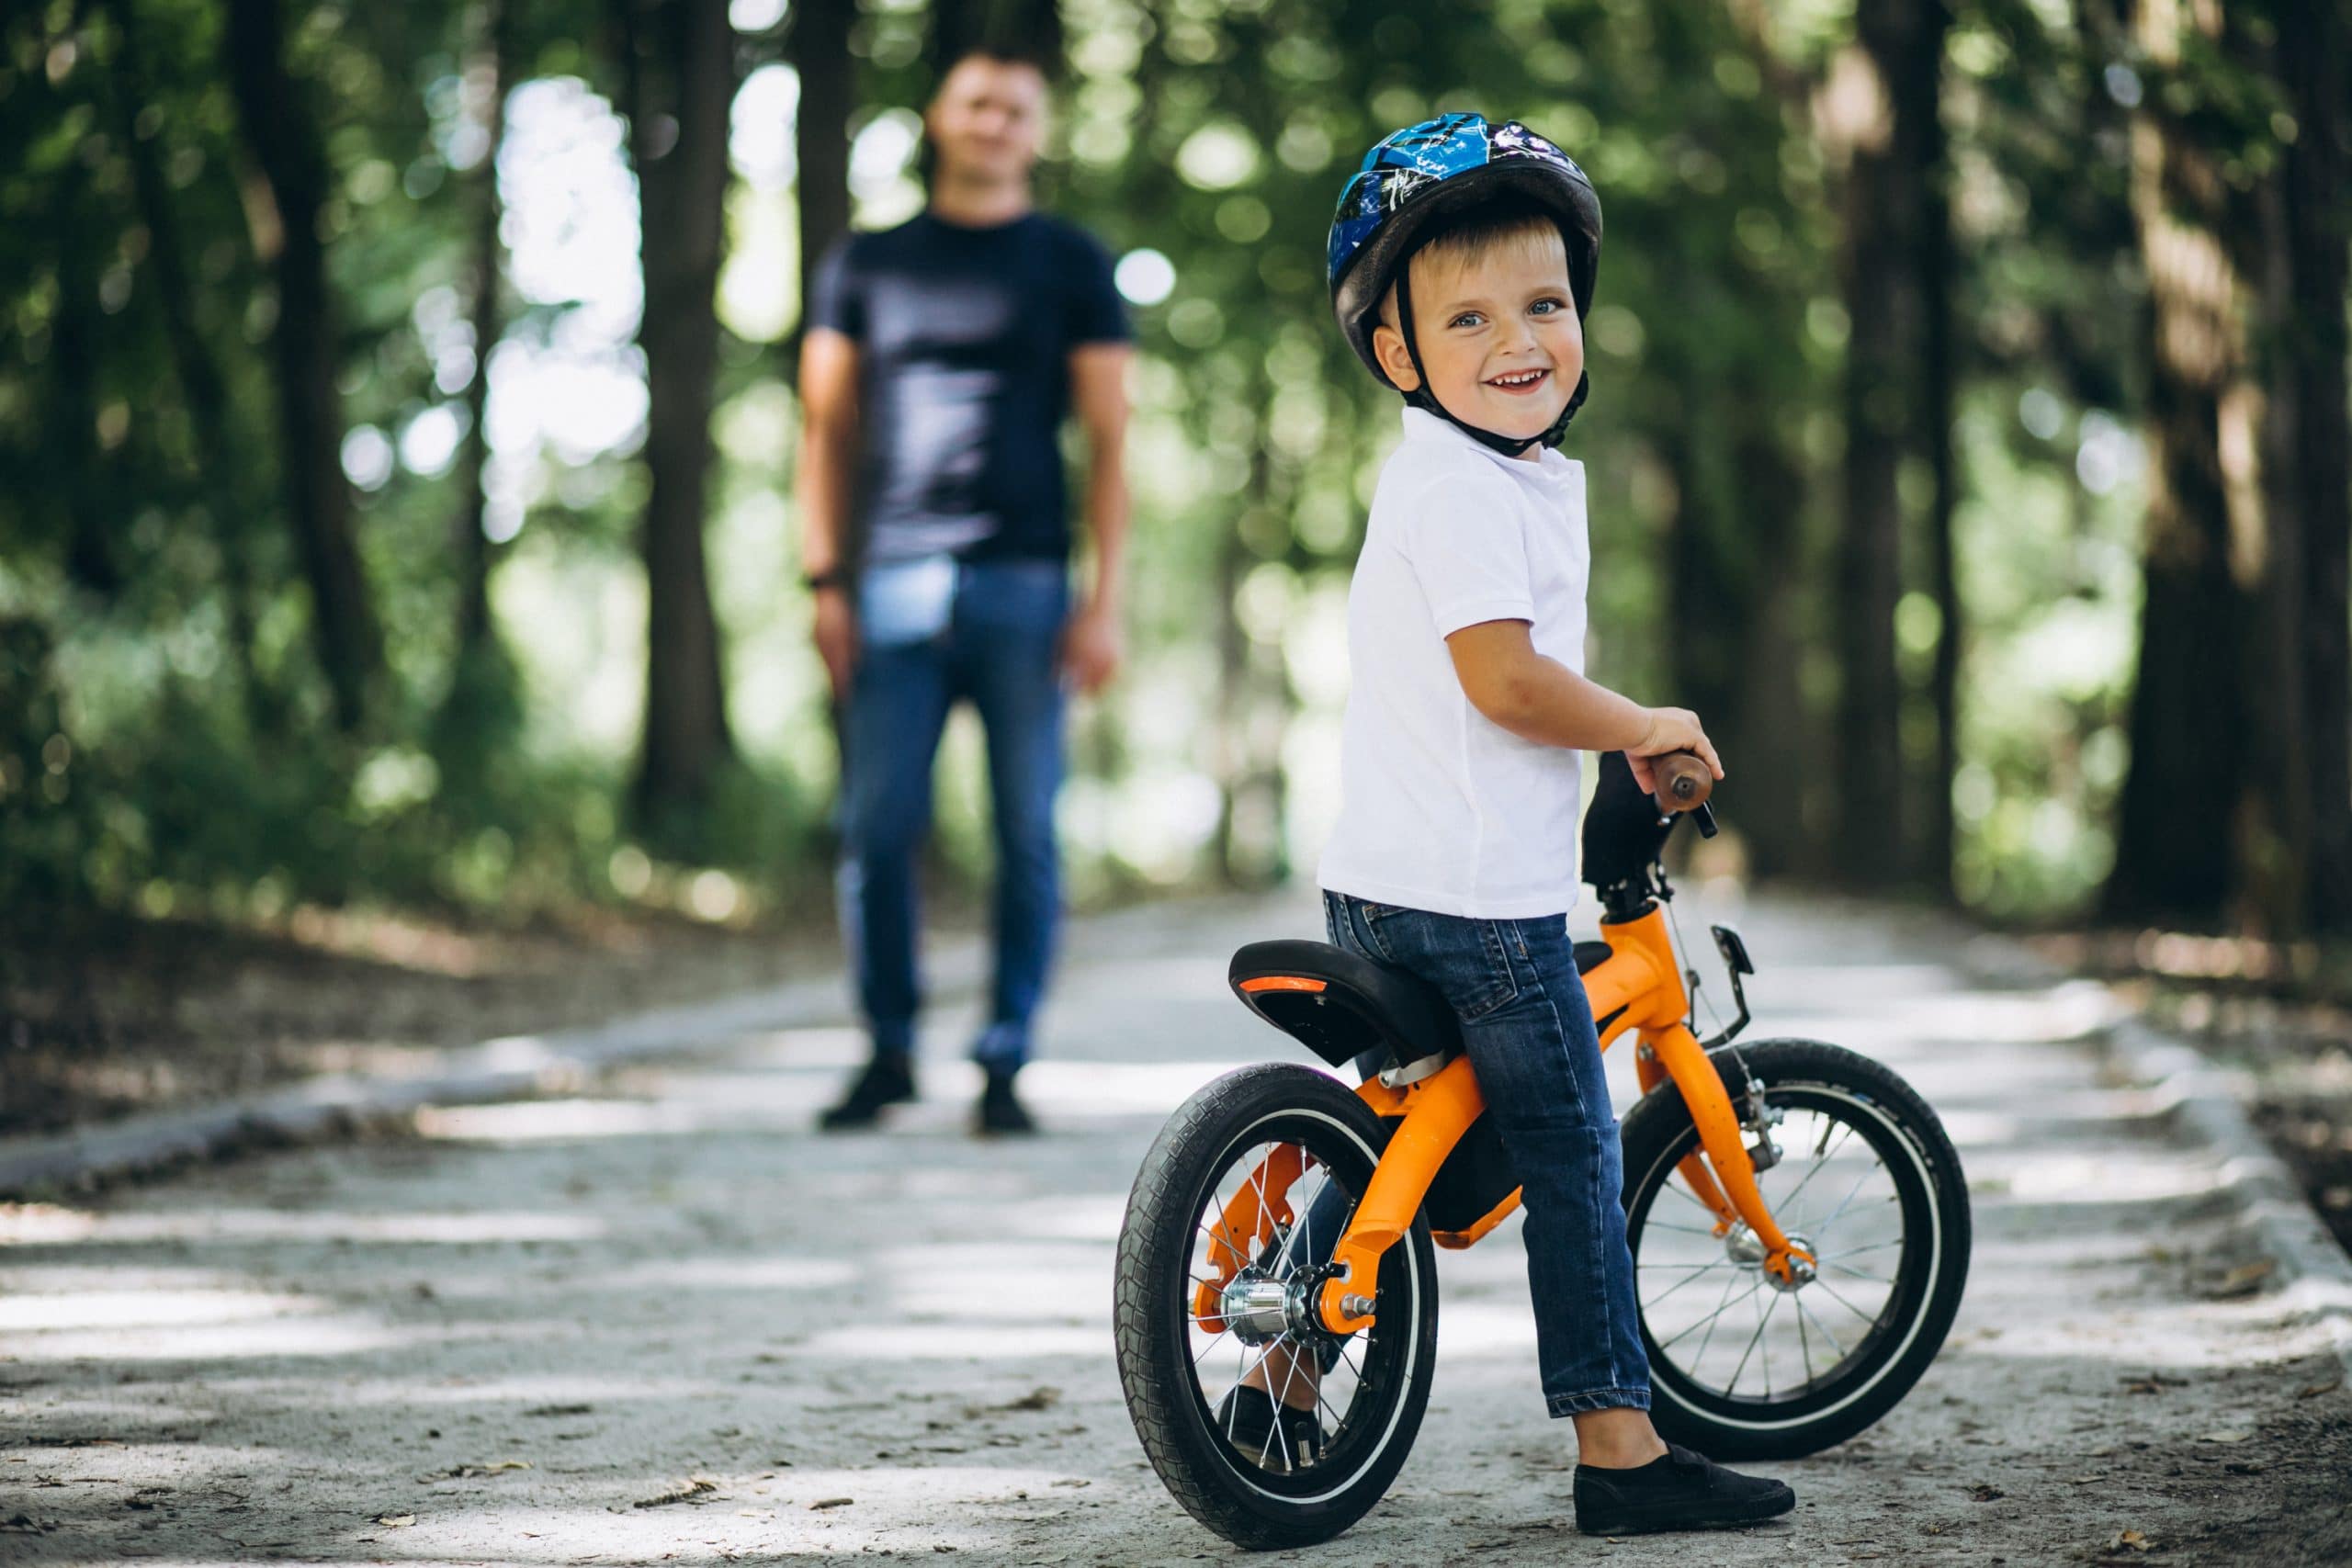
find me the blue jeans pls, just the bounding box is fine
[1319,890,1652,1416]
[837,557,1068,1071]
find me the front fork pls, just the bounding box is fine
[1634,1022,1811,1287]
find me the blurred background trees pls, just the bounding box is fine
[1,0,2345,951]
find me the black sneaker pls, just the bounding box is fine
[1574,1442,1795,1536]
[818,1055,916,1131]
[1214,1384,1322,1471]
[975,1069,1036,1135]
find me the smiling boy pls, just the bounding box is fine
[1240,113,1796,1536]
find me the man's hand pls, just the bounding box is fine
[1059,600,1123,694]
[812,585,857,701]
[1626,706,1723,795]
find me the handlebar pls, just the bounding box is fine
[1648,750,1720,840]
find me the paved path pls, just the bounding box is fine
[4,890,2347,1565]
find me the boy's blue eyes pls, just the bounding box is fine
[1447,299,1566,329]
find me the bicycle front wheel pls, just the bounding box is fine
[1619,1038,1971,1460]
[1114,1063,1438,1551]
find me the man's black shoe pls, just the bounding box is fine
[1214,1384,1322,1472]
[1574,1442,1795,1536]
[818,1055,915,1131]
[975,1070,1037,1135]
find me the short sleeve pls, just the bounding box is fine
[809,235,865,340]
[1393,469,1533,637]
[1062,228,1131,345]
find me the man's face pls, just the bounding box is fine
[926,57,1046,185]
[1374,227,1583,446]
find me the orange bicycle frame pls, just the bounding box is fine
[1280,902,1811,1336]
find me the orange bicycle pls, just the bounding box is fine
[1114,753,1971,1550]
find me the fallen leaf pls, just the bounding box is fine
[632,1477,719,1509]
[2196,1428,2252,1444]
[1970,1483,2006,1502]
[2109,1528,2152,1552]
[2298,1378,2343,1400]
[997,1387,1061,1414]
[2224,1461,2266,1474]
[375,1514,416,1529]
[809,1496,854,1510]
[2201,1259,2277,1299]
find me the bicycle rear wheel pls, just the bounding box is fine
[1114,1063,1438,1551]
[1618,1038,1971,1460]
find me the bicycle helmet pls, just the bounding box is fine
[1328,112,1603,455]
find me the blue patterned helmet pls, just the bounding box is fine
[1328,113,1602,391]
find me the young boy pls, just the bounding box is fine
[1304,112,1792,1536]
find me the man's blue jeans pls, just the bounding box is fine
[1314,890,1653,1416]
[838,557,1068,1073]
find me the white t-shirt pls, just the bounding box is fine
[1317,407,1590,919]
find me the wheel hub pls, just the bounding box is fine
[1219,1270,1291,1345]
[1724,1225,1818,1293]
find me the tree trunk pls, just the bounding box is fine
[617,0,737,828]
[106,0,271,732]
[788,0,852,363]
[1910,1,1958,899]
[1830,2,1926,886]
[2278,0,2352,931]
[453,0,514,660]
[2104,0,2251,926]
[223,0,380,733]
[47,153,120,598]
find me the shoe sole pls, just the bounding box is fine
[1577,1492,1796,1537]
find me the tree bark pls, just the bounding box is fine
[1910,0,1958,898]
[106,0,270,731]
[2277,0,2352,931]
[1831,0,1931,886]
[453,0,514,660]
[222,0,381,733]
[788,0,852,365]
[2104,0,2252,926]
[617,0,738,827]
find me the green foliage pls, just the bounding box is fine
[0,0,2333,934]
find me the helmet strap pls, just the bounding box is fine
[1393,261,1588,455]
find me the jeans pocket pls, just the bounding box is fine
[1370,906,1521,1022]
[859,557,957,647]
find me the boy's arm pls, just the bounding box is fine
[1446,619,1724,789]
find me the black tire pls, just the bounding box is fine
[1114,1063,1439,1551]
[1618,1038,1971,1460]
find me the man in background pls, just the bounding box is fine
[795,45,1132,1134]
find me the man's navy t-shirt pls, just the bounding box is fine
[811,210,1129,564]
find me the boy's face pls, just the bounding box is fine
[1371,227,1583,451]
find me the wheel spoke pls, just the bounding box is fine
[1770,1122,1855,1221]
[1814,1276,1883,1328]
[1795,1293,1850,1363]
[1660,1269,1760,1355]
[1724,1288,1782,1396]
[1638,1260,1740,1312]
[1813,1160,1881,1237]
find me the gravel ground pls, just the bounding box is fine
[3,889,2347,1566]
